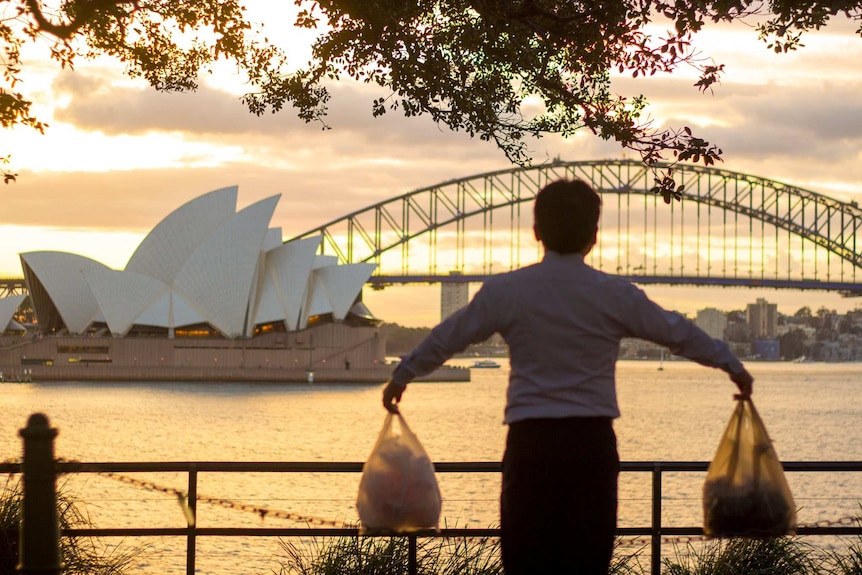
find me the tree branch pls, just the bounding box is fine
[23,0,138,40]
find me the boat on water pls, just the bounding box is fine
[472,359,502,369]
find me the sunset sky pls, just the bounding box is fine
[3,6,862,326]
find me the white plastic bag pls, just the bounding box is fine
[356,413,441,533]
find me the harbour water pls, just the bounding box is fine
[1,360,860,574]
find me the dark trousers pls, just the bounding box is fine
[501,417,619,575]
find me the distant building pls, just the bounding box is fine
[619,338,666,359]
[696,308,727,340]
[746,298,778,338]
[753,338,780,360]
[441,272,469,321]
[18,187,378,339]
[728,341,753,359]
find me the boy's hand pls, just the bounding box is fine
[382,379,404,413]
[731,368,753,399]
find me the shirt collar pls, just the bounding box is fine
[542,250,586,264]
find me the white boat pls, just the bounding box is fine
[472,359,501,369]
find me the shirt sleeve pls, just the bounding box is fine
[619,284,746,375]
[390,285,501,387]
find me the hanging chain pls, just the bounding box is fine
[73,463,350,529]
[616,515,861,548]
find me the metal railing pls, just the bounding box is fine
[6,414,862,575]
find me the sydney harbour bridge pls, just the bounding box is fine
[1,159,860,302]
[292,159,862,297]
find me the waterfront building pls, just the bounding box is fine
[0,187,472,383]
[440,272,469,321]
[728,341,753,359]
[20,187,377,339]
[753,338,780,360]
[695,308,727,340]
[746,297,778,339]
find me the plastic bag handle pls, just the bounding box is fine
[375,412,421,448]
[726,398,745,479]
[729,396,771,487]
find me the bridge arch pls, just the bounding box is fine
[293,159,862,292]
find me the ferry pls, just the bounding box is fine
[472,359,502,369]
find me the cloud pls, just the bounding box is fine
[3,150,529,234]
[22,72,860,238]
[52,70,506,150]
[50,50,862,185]
[50,68,526,176]
[745,86,862,141]
[53,70,306,136]
[14,21,862,238]
[602,70,862,197]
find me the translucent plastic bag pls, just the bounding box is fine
[356,413,442,533]
[703,397,797,538]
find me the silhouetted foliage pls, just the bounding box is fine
[778,328,809,360]
[3,1,862,190]
[380,322,432,356]
[0,478,141,575]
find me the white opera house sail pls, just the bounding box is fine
[20,187,378,339]
[0,187,456,383]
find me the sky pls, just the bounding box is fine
[3,6,862,327]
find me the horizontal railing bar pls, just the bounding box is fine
[798,527,862,535]
[63,527,501,538]
[1,460,846,474]
[780,461,862,471]
[620,461,862,472]
[55,462,368,473]
[59,526,862,538]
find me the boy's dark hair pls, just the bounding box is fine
[534,179,601,254]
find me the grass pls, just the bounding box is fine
[267,529,645,575]
[663,537,822,575]
[824,513,862,575]
[0,477,141,575]
[270,533,502,575]
[268,528,862,575]
[828,540,862,575]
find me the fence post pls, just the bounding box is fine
[17,413,61,575]
[408,534,417,575]
[186,466,198,575]
[651,463,662,575]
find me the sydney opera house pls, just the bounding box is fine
[0,187,435,383]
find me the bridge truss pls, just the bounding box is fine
[0,278,28,298]
[293,160,862,295]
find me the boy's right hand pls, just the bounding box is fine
[730,368,753,399]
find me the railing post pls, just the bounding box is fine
[17,413,60,575]
[651,463,662,575]
[186,466,198,575]
[408,534,417,575]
